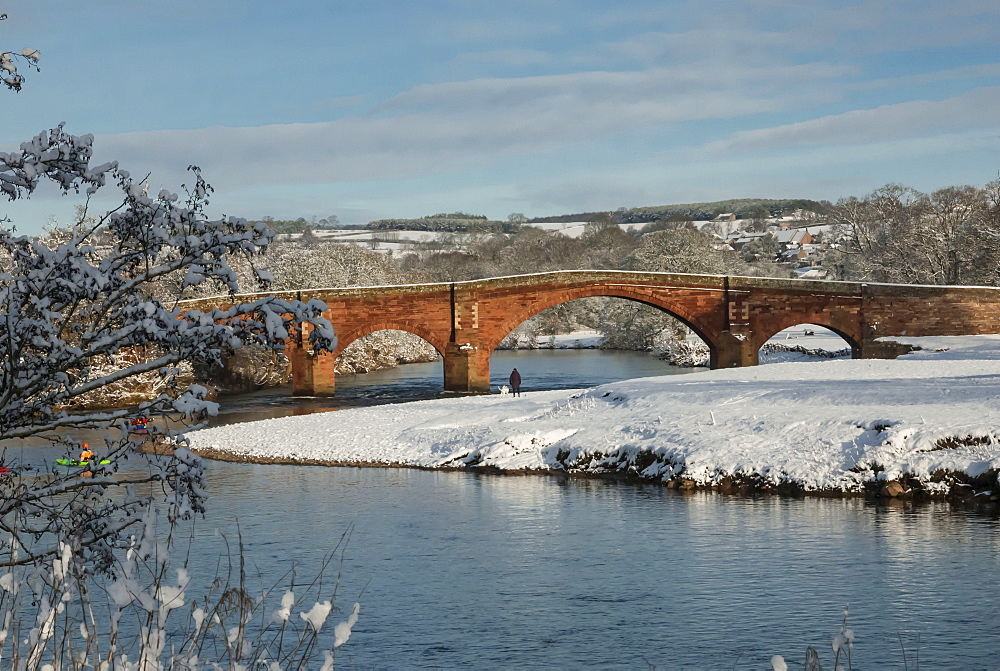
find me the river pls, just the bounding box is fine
[211,349,695,424]
[191,350,1000,668]
[194,464,1000,668]
[8,350,1000,667]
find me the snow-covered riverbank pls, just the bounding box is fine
[187,334,1000,500]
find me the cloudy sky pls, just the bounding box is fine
[3,0,1000,233]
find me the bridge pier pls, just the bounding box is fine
[443,342,491,393]
[713,330,759,369]
[290,347,336,396]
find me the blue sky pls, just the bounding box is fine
[3,0,1000,233]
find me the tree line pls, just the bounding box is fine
[367,213,521,234]
[528,198,828,225]
[242,178,1000,354]
[825,181,1000,286]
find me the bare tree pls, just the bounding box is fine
[921,185,988,285]
[746,207,771,233]
[624,227,741,275]
[831,182,1000,286]
[581,213,633,267]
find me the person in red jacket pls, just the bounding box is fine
[509,368,522,397]
[130,416,150,436]
[79,443,95,478]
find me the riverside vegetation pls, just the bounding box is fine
[0,123,359,667]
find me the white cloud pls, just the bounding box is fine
[851,64,1000,91]
[709,87,1000,153]
[377,62,851,117]
[803,1,1000,53]
[595,1,1000,59]
[82,57,851,197]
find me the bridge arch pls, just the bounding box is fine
[751,316,862,358]
[481,285,719,357]
[332,321,449,360]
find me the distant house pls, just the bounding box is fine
[713,212,736,222]
[780,247,809,262]
[729,231,767,249]
[774,228,813,246]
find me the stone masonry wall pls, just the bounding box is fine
[863,283,1000,342]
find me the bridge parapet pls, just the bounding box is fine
[726,275,865,293]
[454,270,728,292]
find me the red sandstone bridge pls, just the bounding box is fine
[186,271,1000,396]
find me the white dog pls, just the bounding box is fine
[499,385,510,396]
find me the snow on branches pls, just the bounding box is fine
[0,125,109,201]
[0,124,335,569]
[0,124,335,440]
[0,13,40,92]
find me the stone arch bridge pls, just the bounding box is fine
[186,271,1000,396]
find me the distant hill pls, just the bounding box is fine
[253,217,342,234]
[529,198,830,224]
[367,212,519,233]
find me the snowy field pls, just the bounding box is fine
[187,334,1000,498]
[507,330,603,349]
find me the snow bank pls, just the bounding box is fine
[543,330,602,349]
[187,335,1000,498]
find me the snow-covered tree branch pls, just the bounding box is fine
[0,124,336,569]
[0,12,40,92]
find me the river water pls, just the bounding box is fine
[189,350,1000,668]
[212,349,694,424]
[195,465,1000,669]
[8,350,1000,667]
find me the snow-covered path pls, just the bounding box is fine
[188,335,1000,497]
